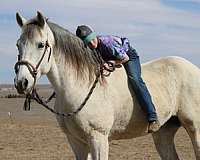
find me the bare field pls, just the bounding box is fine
[0,85,195,159]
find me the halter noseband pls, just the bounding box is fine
[14,40,51,91]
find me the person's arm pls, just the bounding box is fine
[108,53,129,65]
[111,39,129,64]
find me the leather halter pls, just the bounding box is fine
[14,39,116,117]
[14,40,51,91]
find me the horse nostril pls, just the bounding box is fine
[22,78,28,90]
[14,78,29,94]
[15,80,23,94]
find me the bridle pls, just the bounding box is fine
[14,38,102,118]
[14,38,116,118]
[14,40,51,91]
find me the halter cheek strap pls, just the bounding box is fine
[14,40,52,91]
[48,47,51,62]
[35,40,51,70]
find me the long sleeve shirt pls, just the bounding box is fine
[96,35,130,61]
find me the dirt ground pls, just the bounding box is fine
[0,85,195,159]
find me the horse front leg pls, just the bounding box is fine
[89,131,109,160]
[67,134,89,160]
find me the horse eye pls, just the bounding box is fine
[38,42,45,49]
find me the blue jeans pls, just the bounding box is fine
[123,47,157,122]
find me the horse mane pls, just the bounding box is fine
[47,21,101,82]
[23,19,102,83]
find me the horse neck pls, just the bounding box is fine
[46,52,94,110]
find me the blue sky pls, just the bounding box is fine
[0,0,200,84]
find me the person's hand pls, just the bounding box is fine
[102,62,113,76]
[103,62,110,70]
[103,61,115,72]
[110,60,122,68]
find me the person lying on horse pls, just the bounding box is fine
[76,25,160,133]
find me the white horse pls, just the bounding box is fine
[14,11,200,160]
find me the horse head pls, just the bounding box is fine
[14,11,54,94]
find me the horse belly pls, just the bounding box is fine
[109,100,149,140]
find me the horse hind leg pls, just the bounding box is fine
[152,116,181,160]
[187,129,200,160]
[180,117,200,160]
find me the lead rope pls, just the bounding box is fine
[24,70,101,117]
[23,49,116,117]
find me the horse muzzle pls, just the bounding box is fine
[14,60,38,94]
[14,77,29,94]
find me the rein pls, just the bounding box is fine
[22,63,113,118]
[24,71,101,117]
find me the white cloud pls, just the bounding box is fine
[0,0,200,83]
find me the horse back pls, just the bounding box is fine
[108,56,198,139]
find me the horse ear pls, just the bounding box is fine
[37,11,45,28]
[16,12,27,27]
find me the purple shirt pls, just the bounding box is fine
[97,35,130,61]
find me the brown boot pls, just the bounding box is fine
[148,121,160,133]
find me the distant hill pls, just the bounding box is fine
[0,84,15,89]
[0,84,53,98]
[0,84,52,89]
